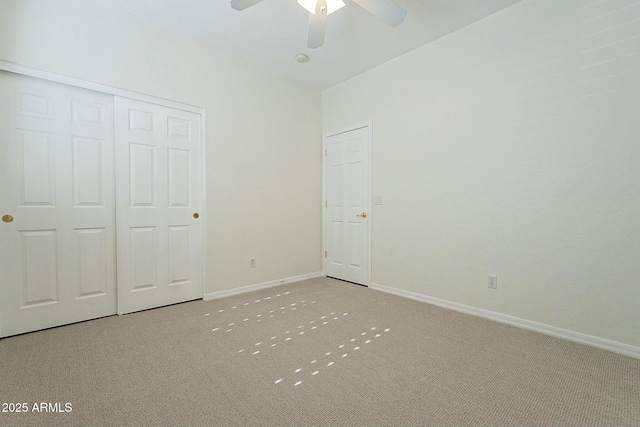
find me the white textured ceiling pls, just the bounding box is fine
[86,0,523,89]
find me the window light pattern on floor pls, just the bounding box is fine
[202,290,293,316]
[273,327,390,387]
[208,299,319,333]
[201,288,391,389]
[234,312,350,353]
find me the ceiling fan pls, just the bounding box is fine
[229,0,407,49]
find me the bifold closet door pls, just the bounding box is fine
[114,97,203,315]
[0,71,117,337]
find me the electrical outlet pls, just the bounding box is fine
[250,257,256,268]
[488,275,497,289]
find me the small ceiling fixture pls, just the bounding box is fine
[296,54,310,63]
[297,0,345,15]
[230,0,407,49]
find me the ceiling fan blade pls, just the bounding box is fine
[351,0,407,27]
[307,0,328,48]
[230,0,265,11]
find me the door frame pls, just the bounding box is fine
[0,60,208,327]
[322,121,373,286]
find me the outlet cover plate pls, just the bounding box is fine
[488,275,497,289]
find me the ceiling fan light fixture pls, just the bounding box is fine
[297,0,346,15]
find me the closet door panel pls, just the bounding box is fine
[115,97,202,315]
[0,72,117,337]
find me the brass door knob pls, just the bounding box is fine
[193,213,199,219]
[356,212,367,218]
[2,214,14,223]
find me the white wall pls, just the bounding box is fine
[323,0,640,347]
[0,0,323,294]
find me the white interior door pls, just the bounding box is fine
[114,97,203,315]
[0,71,117,337]
[325,125,371,285]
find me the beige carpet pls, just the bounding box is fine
[1,276,638,426]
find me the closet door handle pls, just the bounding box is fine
[2,214,13,223]
[193,213,199,219]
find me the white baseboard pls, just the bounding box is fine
[370,282,640,360]
[203,272,324,301]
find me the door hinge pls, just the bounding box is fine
[324,149,327,157]
[324,251,327,258]
[325,200,327,208]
